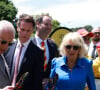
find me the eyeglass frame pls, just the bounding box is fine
[0,38,13,46]
[65,45,80,50]
[94,32,100,34]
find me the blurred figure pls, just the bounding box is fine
[88,28,100,59]
[77,28,94,90]
[77,28,94,60]
[77,28,94,46]
[49,32,96,90]
[5,14,44,90]
[32,15,59,89]
[0,20,15,89]
[93,42,100,90]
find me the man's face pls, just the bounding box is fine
[92,32,100,42]
[17,20,33,43]
[0,30,13,54]
[83,36,91,45]
[37,16,52,38]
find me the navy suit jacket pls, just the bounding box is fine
[5,40,44,90]
[32,37,59,78]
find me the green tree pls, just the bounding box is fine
[52,20,60,30]
[71,25,93,32]
[0,0,17,22]
[84,25,93,32]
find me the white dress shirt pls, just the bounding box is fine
[13,38,31,73]
[88,42,99,58]
[35,35,49,63]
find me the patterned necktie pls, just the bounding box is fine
[12,44,23,87]
[41,41,47,71]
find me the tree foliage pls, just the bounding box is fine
[84,25,93,32]
[52,20,60,30]
[0,0,17,22]
[71,25,93,32]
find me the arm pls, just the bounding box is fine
[0,86,14,90]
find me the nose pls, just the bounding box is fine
[70,47,74,51]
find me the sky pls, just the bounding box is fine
[11,0,100,28]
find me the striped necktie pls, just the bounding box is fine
[41,41,47,71]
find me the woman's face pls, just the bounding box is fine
[65,40,80,59]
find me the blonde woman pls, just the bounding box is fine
[49,32,96,90]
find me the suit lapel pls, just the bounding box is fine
[18,41,33,73]
[7,42,17,68]
[32,37,37,46]
[5,41,17,81]
[47,40,52,61]
[0,56,10,79]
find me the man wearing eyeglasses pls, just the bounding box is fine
[0,20,15,89]
[88,28,100,59]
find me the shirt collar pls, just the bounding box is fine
[17,38,31,47]
[58,56,67,67]
[35,35,47,45]
[59,56,83,68]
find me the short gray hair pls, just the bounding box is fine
[0,20,15,38]
[59,32,88,58]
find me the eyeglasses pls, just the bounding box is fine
[94,32,100,34]
[0,39,13,46]
[65,45,80,50]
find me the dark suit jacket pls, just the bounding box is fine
[0,55,11,88]
[32,37,59,78]
[5,40,44,90]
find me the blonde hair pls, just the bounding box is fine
[59,32,88,58]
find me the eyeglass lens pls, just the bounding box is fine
[94,32,100,34]
[65,45,80,50]
[0,39,12,46]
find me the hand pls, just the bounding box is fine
[42,78,50,90]
[0,86,14,90]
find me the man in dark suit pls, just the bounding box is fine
[5,14,44,90]
[32,15,59,89]
[0,20,15,89]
